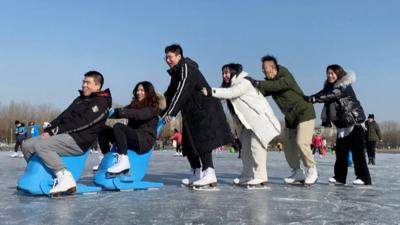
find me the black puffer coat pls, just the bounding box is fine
[163,57,233,156]
[310,71,366,128]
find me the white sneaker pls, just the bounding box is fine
[49,169,77,194]
[181,168,203,186]
[329,177,345,185]
[193,167,217,186]
[305,166,318,185]
[107,154,130,174]
[353,179,365,185]
[10,152,18,158]
[284,169,305,184]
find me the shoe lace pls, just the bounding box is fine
[52,178,59,189]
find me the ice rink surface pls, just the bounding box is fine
[1,150,399,225]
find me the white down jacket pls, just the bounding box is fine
[212,71,281,149]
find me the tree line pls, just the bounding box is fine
[1,101,399,149]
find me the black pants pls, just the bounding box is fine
[14,141,23,152]
[366,141,376,159]
[98,123,140,155]
[176,144,182,153]
[334,125,371,184]
[187,151,214,171]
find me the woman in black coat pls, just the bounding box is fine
[98,81,162,175]
[309,64,371,185]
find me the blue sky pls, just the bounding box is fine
[0,1,399,122]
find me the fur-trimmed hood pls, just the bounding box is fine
[324,70,356,89]
[156,92,166,110]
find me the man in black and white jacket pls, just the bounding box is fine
[163,44,232,188]
[22,71,112,195]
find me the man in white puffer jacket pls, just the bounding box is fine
[202,63,281,186]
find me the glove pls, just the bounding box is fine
[244,76,260,88]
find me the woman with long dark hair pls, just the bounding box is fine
[98,81,164,175]
[202,63,281,187]
[308,64,371,185]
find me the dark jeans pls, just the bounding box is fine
[98,123,140,155]
[14,141,23,152]
[176,144,182,153]
[334,125,371,184]
[187,151,214,171]
[366,141,376,159]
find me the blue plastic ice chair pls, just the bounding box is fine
[94,119,164,190]
[17,150,101,196]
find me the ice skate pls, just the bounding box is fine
[181,168,203,187]
[305,166,318,186]
[233,177,251,186]
[246,178,269,190]
[284,168,305,185]
[10,152,18,158]
[106,154,130,178]
[49,169,77,197]
[192,167,218,191]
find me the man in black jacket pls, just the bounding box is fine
[22,71,112,195]
[163,44,232,188]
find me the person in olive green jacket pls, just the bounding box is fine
[365,114,382,165]
[247,55,318,185]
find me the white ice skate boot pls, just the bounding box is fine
[18,152,24,158]
[246,178,269,189]
[181,168,203,187]
[284,168,305,184]
[10,152,18,158]
[305,166,318,185]
[107,154,130,176]
[49,169,77,196]
[193,167,217,190]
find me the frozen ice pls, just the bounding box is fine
[0,150,399,225]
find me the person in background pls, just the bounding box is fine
[365,114,382,165]
[169,128,182,156]
[11,120,27,158]
[28,121,41,139]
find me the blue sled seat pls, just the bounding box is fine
[94,119,164,190]
[17,150,101,196]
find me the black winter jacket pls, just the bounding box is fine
[45,89,112,150]
[310,71,366,128]
[114,106,159,153]
[163,57,232,156]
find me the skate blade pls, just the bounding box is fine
[246,182,270,190]
[192,186,219,191]
[192,183,219,191]
[181,184,193,188]
[50,186,77,198]
[106,170,130,179]
[285,180,305,185]
[246,185,270,190]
